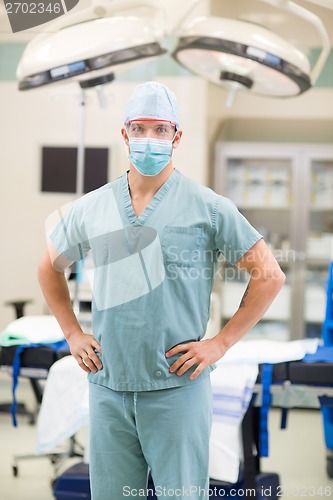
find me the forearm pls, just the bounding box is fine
[38,251,83,340]
[215,270,285,351]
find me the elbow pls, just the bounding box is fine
[265,266,286,294]
[252,264,286,293]
[276,269,286,292]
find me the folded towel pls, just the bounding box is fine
[219,338,319,365]
[0,316,64,346]
[209,363,259,483]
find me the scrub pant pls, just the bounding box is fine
[89,377,212,499]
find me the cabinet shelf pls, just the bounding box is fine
[306,258,332,268]
[310,206,333,212]
[221,282,291,322]
[238,205,291,211]
[213,142,333,341]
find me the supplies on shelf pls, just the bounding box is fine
[221,281,291,321]
[227,162,291,208]
[307,232,333,261]
[311,164,333,208]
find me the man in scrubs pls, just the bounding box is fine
[38,81,285,499]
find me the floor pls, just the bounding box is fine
[0,373,333,500]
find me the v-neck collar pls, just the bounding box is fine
[122,169,180,226]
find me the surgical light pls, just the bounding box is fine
[171,0,331,106]
[172,16,312,97]
[15,0,331,104]
[16,1,166,91]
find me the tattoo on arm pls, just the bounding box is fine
[239,284,250,308]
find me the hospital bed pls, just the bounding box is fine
[0,342,85,478]
[1,314,332,497]
[0,316,86,477]
[29,337,332,499]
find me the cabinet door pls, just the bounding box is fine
[304,150,333,338]
[213,143,299,341]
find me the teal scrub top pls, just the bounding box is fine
[50,169,262,391]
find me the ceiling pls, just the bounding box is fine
[210,0,333,46]
[0,0,333,44]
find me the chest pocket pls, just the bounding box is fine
[162,226,203,268]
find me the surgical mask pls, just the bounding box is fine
[128,136,174,176]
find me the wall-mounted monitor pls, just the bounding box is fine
[41,146,109,194]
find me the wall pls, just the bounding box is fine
[0,0,333,329]
[207,0,333,149]
[0,0,209,329]
[207,85,333,155]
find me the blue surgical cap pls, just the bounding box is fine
[124,81,180,129]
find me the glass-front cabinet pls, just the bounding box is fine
[213,143,333,341]
[305,154,333,339]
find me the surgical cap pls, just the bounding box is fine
[124,81,180,129]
